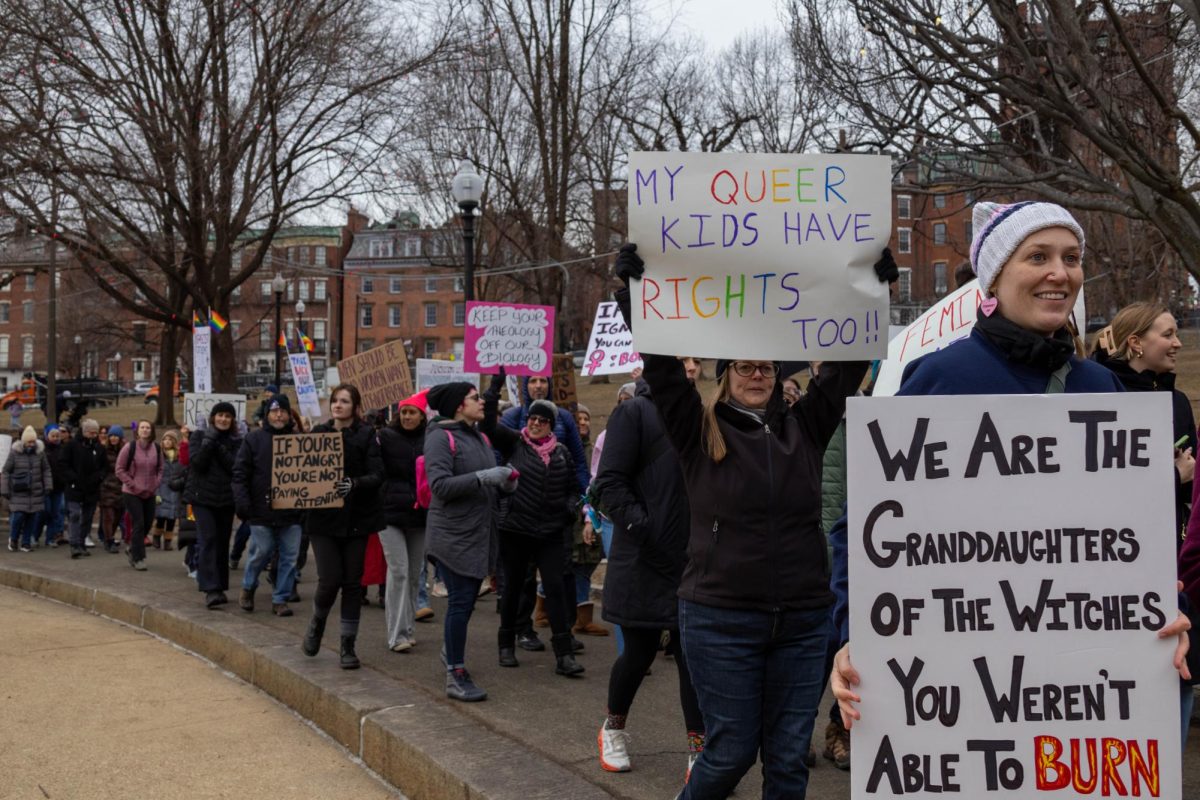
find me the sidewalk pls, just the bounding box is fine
[0,584,396,800]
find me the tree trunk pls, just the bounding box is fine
[155,327,181,426]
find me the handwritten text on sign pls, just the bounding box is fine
[463,302,555,376]
[183,393,247,429]
[627,152,891,361]
[336,340,414,413]
[846,394,1180,799]
[270,433,344,510]
[581,302,641,376]
[415,358,481,392]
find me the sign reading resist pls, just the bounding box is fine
[184,393,247,429]
[270,433,344,509]
[463,301,555,376]
[846,393,1180,799]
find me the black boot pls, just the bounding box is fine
[340,635,361,670]
[552,633,585,677]
[498,628,519,668]
[302,615,326,657]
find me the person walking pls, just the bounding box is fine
[233,395,303,617]
[115,420,164,571]
[61,418,106,558]
[481,373,585,678]
[591,363,706,778]
[424,381,516,702]
[377,390,430,652]
[3,426,52,552]
[185,402,242,608]
[153,430,184,551]
[41,425,68,547]
[98,425,126,553]
[301,384,385,670]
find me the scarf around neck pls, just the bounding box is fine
[521,428,558,466]
[974,307,1075,372]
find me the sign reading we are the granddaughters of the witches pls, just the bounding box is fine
[847,393,1181,800]
[626,151,892,361]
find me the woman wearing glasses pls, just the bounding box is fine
[612,243,896,800]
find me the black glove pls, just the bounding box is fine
[874,247,899,284]
[334,477,354,498]
[614,243,644,286]
[486,368,505,398]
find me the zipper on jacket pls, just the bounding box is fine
[763,419,781,609]
[704,517,720,576]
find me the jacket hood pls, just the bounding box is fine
[635,378,653,399]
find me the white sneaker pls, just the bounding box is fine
[598,721,631,772]
[84,535,96,548]
[687,751,699,782]
[431,581,448,598]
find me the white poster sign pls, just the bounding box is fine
[183,393,247,429]
[415,358,481,392]
[846,393,1180,799]
[192,327,212,394]
[626,151,892,361]
[288,351,322,420]
[580,301,642,376]
[0,434,10,470]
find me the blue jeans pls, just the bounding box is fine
[42,491,65,543]
[598,518,624,655]
[440,564,481,669]
[67,500,97,549]
[9,510,39,547]
[242,524,301,604]
[679,599,831,800]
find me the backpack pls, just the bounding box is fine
[121,441,163,477]
[414,429,490,509]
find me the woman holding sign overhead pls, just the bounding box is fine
[301,383,385,670]
[613,242,897,800]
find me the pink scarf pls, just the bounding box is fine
[521,428,558,466]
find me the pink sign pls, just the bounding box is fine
[464,301,555,376]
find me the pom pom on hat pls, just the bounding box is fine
[970,201,1085,294]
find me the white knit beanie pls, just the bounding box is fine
[970,201,1085,294]
[21,425,37,445]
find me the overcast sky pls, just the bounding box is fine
[650,0,788,51]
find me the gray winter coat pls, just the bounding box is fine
[424,419,501,580]
[156,454,185,520]
[2,441,53,513]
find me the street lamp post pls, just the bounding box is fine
[295,299,306,340]
[451,160,483,303]
[74,335,82,383]
[272,273,286,387]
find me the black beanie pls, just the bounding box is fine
[528,399,558,422]
[266,394,292,413]
[427,381,475,419]
[210,401,237,421]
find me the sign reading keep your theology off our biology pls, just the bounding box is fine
[626,152,892,361]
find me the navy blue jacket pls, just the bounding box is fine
[232,423,303,527]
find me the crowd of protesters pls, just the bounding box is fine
[3,199,1198,799]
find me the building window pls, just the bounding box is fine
[933,194,946,210]
[259,326,272,349]
[453,302,465,326]
[405,237,421,257]
[313,320,326,347]
[453,277,465,292]
[897,268,912,303]
[22,300,33,322]
[133,322,147,348]
[896,195,911,220]
[369,239,393,258]
[425,277,438,293]
[24,273,35,291]
[0,336,8,368]
[361,276,374,293]
[314,247,327,266]
[286,281,296,302]
[0,303,8,323]
[231,285,242,302]
[359,339,375,353]
[231,320,241,339]
[390,277,403,294]
[260,281,272,300]
[897,228,912,255]
[0,272,11,291]
[430,237,446,257]
[298,246,310,264]
[132,358,147,381]
[934,262,948,295]
[361,303,374,327]
[298,281,309,301]
[314,280,327,301]
[22,336,34,369]
[424,339,437,358]
[424,302,438,327]
[389,304,402,327]
[933,223,947,246]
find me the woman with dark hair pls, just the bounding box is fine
[301,383,385,670]
[116,419,163,571]
[186,403,242,607]
[377,390,430,652]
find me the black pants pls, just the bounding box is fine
[123,494,156,562]
[608,626,704,731]
[194,505,234,593]
[499,533,569,639]
[310,535,367,631]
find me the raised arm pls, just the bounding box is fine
[480,373,520,457]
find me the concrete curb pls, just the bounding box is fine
[0,563,613,800]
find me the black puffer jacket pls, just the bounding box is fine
[184,426,242,508]
[61,436,107,504]
[305,419,385,537]
[379,423,427,530]
[481,389,577,539]
[231,421,303,527]
[592,380,690,628]
[44,440,68,492]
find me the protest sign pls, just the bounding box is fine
[580,301,642,376]
[846,393,1180,799]
[192,327,212,393]
[415,358,481,392]
[183,393,247,428]
[336,340,413,412]
[551,354,577,411]
[463,301,555,376]
[626,152,892,361]
[287,350,322,420]
[270,432,344,509]
[0,434,10,471]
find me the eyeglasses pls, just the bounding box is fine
[528,416,552,426]
[731,362,778,378]
[465,393,481,401]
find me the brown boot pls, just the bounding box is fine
[572,602,609,636]
[533,595,550,628]
[823,719,850,770]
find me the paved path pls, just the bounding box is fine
[0,584,397,800]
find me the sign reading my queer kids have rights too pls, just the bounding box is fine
[627,152,893,361]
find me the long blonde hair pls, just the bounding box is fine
[701,371,733,463]
[1109,302,1171,361]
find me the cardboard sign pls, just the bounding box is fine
[336,340,414,412]
[580,301,642,376]
[192,327,212,393]
[626,152,892,361]
[415,358,481,392]
[463,301,555,376]
[270,432,344,509]
[846,393,1180,799]
[183,393,247,428]
[551,354,577,412]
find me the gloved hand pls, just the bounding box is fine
[486,367,506,399]
[614,243,644,286]
[475,466,515,488]
[334,477,354,498]
[874,247,899,284]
